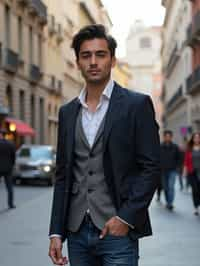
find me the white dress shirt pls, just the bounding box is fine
[78,79,114,147]
[50,79,133,239]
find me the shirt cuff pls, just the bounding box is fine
[49,234,62,239]
[116,216,134,229]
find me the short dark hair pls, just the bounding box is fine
[71,24,117,59]
[163,130,173,136]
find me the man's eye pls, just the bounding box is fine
[81,54,90,58]
[97,53,106,57]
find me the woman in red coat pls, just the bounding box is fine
[183,132,200,215]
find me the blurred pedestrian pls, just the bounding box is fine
[156,175,163,202]
[48,24,160,266]
[0,129,16,209]
[183,132,200,215]
[179,137,190,191]
[160,130,181,210]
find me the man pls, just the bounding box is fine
[49,24,160,266]
[0,129,16,209]
[160,130,181,210]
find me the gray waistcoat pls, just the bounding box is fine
[67,109,116,232]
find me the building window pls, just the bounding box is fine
[5,5,11,48]
[29,26,33,64]
[19,90,25,120]
[48,103,51,115]
[140,37,152,49]
[5,85,12,114]
[39,97,44,144]
[38,35,42,67]
[18,17,23,58]
[31,94,35,128]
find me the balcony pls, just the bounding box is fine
[56,24,64,43]
[166,86,183,111]
[187,66,200,94]
[29,64,41,83]
[56,80,63,95]
[186,74,192,92]
[48,15,56,35]
[79,1,96,24]
[187,10,200,47]
[17,0,29,5]
[27,0,47,25]
[2,48,19,73]
[165,44,180,78]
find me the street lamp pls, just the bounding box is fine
[0,105,9,129]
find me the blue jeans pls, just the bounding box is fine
[67,216,139,266]
[162,170,176,206]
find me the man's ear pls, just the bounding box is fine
[111,56,116,68]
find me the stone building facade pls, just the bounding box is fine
[125,20,163,128]
[0,0,115,147]
[162,0,193,144]
[186,0,200,134]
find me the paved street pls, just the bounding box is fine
[0,182,200,266]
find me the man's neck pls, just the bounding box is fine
[85,79,110,103]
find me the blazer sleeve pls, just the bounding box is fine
[49,106,66,236]
[117,96,161,229]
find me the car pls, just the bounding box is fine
[13,145,56,185]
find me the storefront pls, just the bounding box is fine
[4,117,35,148]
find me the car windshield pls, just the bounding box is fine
[19,147,52,160]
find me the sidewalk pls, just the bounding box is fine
[140,188,200,266]
[0,187,200,266]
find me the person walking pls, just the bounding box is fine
[0,129,16,209]
[48,24,160,266]
[160,130,181,210]
[183,132,200,215]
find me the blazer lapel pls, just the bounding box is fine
[103,83,124,152]
[65,99,81,162]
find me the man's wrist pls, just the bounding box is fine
[115,216,134,229]
[49,234,62,239]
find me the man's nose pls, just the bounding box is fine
[90,54,97,65]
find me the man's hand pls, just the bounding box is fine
[48,237,68,265]
[100,216,129,239]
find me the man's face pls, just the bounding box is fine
[164,133,172,143]
[77,38,116,84]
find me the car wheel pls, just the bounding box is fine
[15,179,21,185]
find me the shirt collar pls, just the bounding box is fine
[78,79,114,107]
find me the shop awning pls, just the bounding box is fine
[5,117,35,136]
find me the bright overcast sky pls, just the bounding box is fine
[101,0,165,57]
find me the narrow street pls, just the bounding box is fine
[0,182,199,266]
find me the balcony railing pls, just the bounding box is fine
[165,44,180,77]
[187,10,200,47]
[186,74,192,92]
[29,64,41,83]
[2,48,18,73]
[56,80,63,95]
[28,0,47,25]
[166,86,183,110]
[57,24,64,43]
[186,66,200,93]
[17,0,29,5]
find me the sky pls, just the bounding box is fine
[101,0,166,57]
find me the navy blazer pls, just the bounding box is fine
[49,82,160,242]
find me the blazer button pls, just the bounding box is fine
[88,170,93,176]
[88,188,94,193]
[89,152,94,158]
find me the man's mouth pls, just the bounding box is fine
[88,69,100,74]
